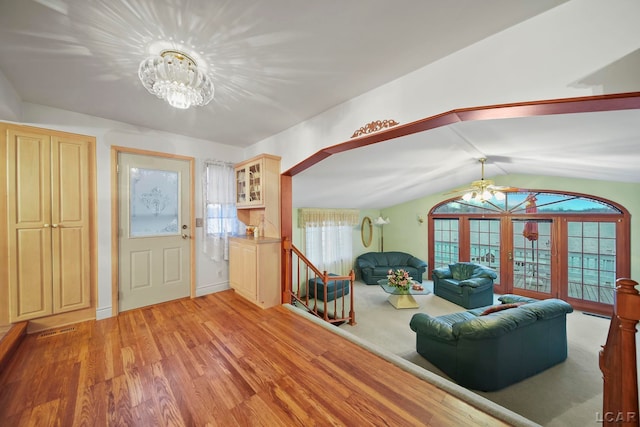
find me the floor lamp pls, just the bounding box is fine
[374,216,390,252]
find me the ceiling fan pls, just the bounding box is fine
[445,158,518,202]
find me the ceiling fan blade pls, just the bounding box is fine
[488,184,522,192]
[444,187,474,195]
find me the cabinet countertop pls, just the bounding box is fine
[230,235,281,244]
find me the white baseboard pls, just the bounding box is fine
[96,306,112,320]
[196,281,230,297]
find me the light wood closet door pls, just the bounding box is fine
[7,129,91,321]
[51,135,91,313]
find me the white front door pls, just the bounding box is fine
[118,152,191,312]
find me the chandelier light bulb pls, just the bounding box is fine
[138,50,214,109]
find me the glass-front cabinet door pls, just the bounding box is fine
[235,158,263,207]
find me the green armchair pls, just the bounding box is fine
[432,262,497,308]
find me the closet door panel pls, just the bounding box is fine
[7,129,53,321]
[51,136,91,313]
[12,228,53,320]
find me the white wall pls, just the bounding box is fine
[16,103,245,319]
[247,0,640,172]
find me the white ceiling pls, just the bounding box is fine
[293,108,640,209]
[0,0,567,146]
[1,1,639,211]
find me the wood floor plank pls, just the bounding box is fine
[0,290,511,426]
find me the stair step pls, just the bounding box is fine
[0,322,28,374]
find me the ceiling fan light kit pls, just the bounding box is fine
[453,158,511,203]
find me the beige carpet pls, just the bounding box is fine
[337,280,611,427]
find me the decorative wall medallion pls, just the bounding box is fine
[351,119,399,138]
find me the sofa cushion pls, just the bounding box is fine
[449,263,476,280]
[521,299,573,320]
[452,309,538,339]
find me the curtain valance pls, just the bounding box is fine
[298,208,360,227]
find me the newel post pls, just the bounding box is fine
[615,278,640,426]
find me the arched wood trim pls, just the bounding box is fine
[282,92,640,177]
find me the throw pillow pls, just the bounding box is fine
[480,302,525,316]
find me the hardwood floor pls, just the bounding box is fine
[0,290,507,426]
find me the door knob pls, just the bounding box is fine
[182,233,190,239]
[44,224,50,228]
[52,224,59,228]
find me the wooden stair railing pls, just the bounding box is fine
[283,238,356,325]
[599,278,640,426]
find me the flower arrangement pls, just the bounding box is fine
[387,268,413,289]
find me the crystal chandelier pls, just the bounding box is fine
[138,50,214,109]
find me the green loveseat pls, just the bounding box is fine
[356,251,427,285]
[432,262,497,308]
[409,294,573,391]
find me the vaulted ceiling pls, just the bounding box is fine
[1,1,639,210]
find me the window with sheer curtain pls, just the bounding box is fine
[299,208,359,275]
[203,160,242,261]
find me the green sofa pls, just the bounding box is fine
[356,251,427,285]
[432,262,497,308]
[409,294,574,391]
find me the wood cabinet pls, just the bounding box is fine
[230,154,281,308]
[234,154,281,238]
[229,237,281,309]
[2,123,96,325]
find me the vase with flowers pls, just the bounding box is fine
[387,268,413,293]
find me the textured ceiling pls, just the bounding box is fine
[0,0,567,146]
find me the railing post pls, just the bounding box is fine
[348,269,356,325]
[282,238,292,304]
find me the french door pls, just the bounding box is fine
[509,219,554,300]
[432,215,623,314]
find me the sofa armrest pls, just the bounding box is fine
[409,313,457,341]
[432,267,452,280]
[407,256,427,270]
[471,266,498,280]
[458,277,492,288]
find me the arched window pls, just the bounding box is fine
[429,191,629,315]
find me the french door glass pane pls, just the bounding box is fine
[433,219,459,269]
[130,167,179,237]
[567,221,616,304]
[512,220,552,293]
[470,219,500,278]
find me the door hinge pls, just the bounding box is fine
[116,164,120,173]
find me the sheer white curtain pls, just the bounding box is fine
[203,160,242,261]
[299,208,359,275]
